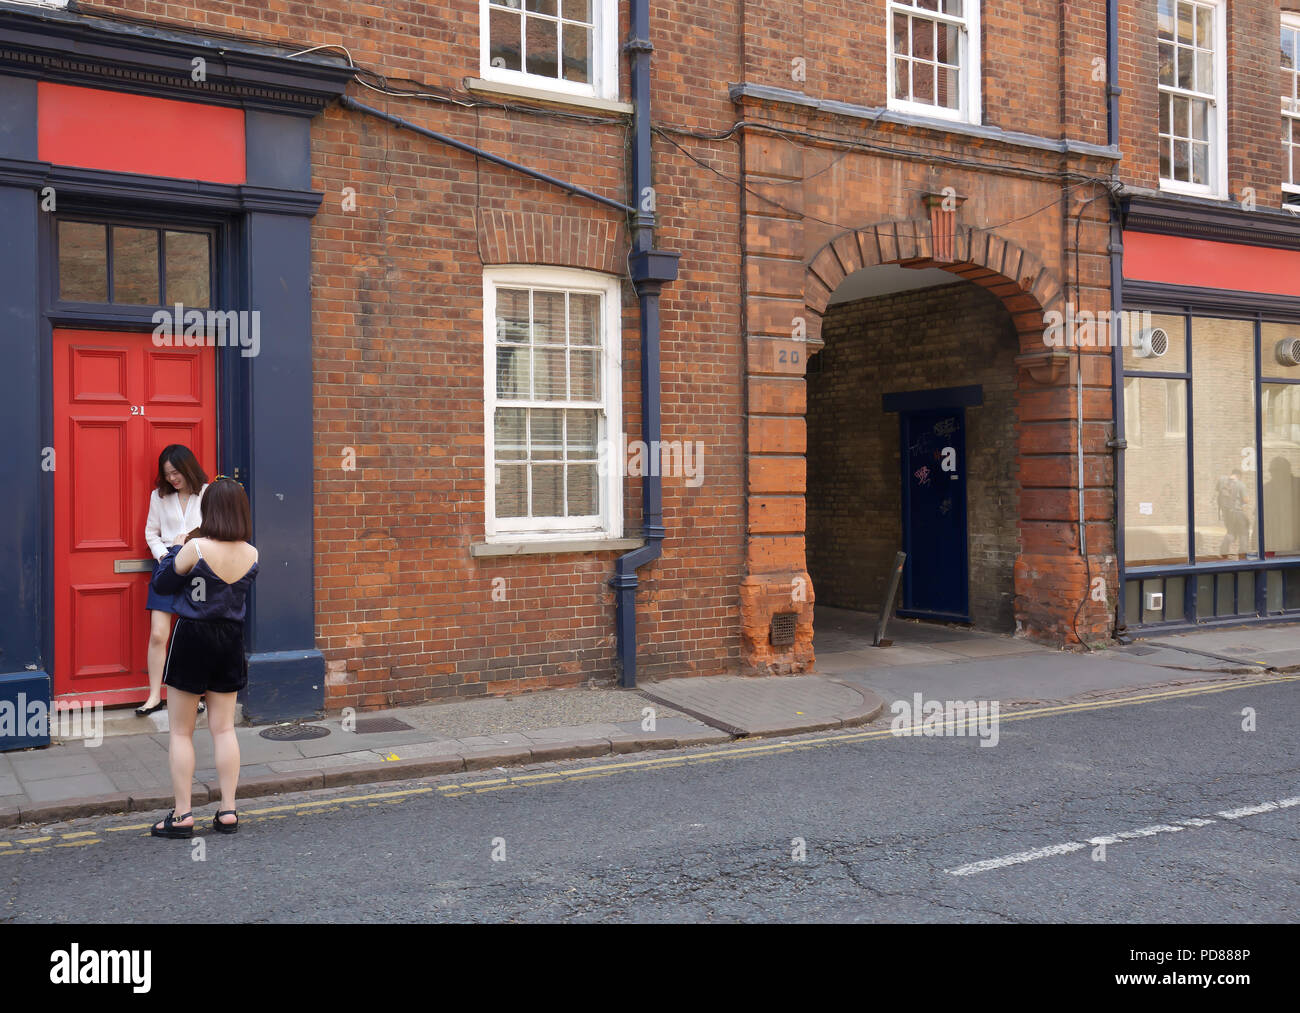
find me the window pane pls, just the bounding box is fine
[1263,381,1300,556]
[489,8,522,71]
[525,14,559,78]
[112,227,159,305]
[1158,0,1174,39]
[526,0,556,12]
[531,408,563,459]
[58,221,107,302]
[1191,317,1257,561]
[495,407,527,460]
[497,346,530,397]
[1159,42,1174,86]
[534,290,564,344]
[531,463,562,516]
[1177,2,1193,45]
[569,348,600,401]
[164,231,210,308]
[570,293,600,345]
[533,347,566,398]
[561,24,590,83]
[495,464,527,517]
[1195,50,1213,93]
[567,462,598,515]
[496,288,530,343]
[913,61,934,102]
[1195,4,1213,48]
[894,58,910,100]
[892,12,909,54]
[562,0,591,20]
[1123,311,1187,372]
[566,409,598,456]
[1124,376,1190,565]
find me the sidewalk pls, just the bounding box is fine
[0,677,886,827]
[4,614,1295,828]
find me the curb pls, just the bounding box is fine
[638,683,886,739]
[0,727,734,829]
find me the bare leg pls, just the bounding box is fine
[155,687,200,832]
[143,610,172,709]
[206,691,240,824]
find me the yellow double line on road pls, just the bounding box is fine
[2,673,1293,849]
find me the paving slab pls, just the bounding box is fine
[23,773,120,804]
[640,676,884,737]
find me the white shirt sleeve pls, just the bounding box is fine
[145,489,168,561]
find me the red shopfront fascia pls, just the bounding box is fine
[37,81,246,184]
[1123,230,1300,299]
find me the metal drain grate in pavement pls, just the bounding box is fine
[353,716,415,734]
[259,723,331,741]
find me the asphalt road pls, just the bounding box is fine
[2,677,1297,923]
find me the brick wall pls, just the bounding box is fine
[85,0,749,707]
[807,282,1020,631]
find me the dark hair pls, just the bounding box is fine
[155,445,209,498]
[189,478,252,542]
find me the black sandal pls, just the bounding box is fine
[212,809,238,834]
[150,810,194,839]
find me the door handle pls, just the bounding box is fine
[113,558,155,573]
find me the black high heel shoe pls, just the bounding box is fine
[136,700,165,716]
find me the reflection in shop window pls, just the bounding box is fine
[1263,381,1300,556]
[1124,375,1189,566]
[1191,317,1256,561]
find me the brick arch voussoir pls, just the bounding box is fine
[803,221,1064,341]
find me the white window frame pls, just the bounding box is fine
[483,265,623,542]
[1283,13,1300,198]
[1157,0,1227,199]
[886,0,981,126]
[479,0,618,102]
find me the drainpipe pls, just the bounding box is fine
[1105,0,1127,633]
[612,0,680,687]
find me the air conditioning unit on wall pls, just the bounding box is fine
[1135,327,1169,359]
[1275,336,1300,367]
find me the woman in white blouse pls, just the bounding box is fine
[140,445,210,715]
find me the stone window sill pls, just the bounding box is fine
[470,537,644,558]
[464,77,632,116]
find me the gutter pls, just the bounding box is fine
[611,0,680,687]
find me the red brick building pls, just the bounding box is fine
[2,0,1298,745]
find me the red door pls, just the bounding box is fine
[53,329,217,707]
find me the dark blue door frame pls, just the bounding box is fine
[884,385,981,625]
[0,51,347,747]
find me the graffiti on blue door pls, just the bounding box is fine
[899,408,970,620]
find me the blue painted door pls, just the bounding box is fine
[899,408,969,621]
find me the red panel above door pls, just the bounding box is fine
[1123,231,1300,298]
[38,82,246,185]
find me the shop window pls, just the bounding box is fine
[56,220,211,308]
[1192,317,1257,561]
[483,266,622,541]
[1124,313,1189,566]
[1157,0,1225,198]
[1261,326,1300,555]
[1284,15,1300,200]
[481,0,617,101]
[887,0,981,124]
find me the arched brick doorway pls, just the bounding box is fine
[741,218,1115,674]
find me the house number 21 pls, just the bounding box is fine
[129,405,146,416]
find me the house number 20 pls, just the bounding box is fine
[778,349,801,364]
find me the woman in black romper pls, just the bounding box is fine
[148,478,259,838]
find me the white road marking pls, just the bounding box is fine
[945,795,1300,876]
[1216,796,1300,819]
[946,842,1088,876]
